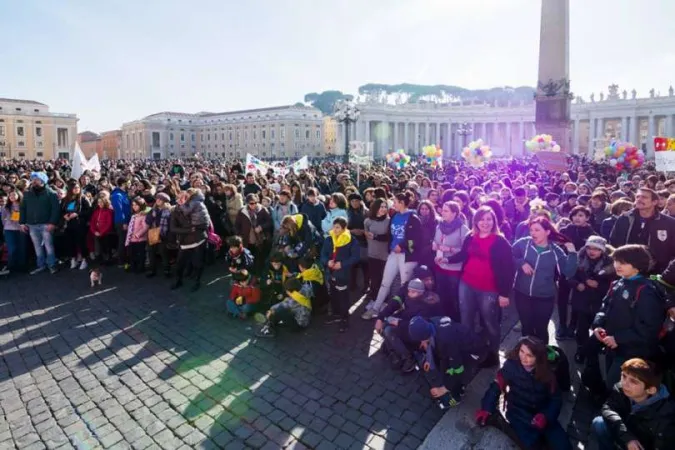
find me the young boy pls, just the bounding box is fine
[256,277,312,338]
[582,245,665,394]
[226,270,261,319]
[591,358,675,450]
[295,255,326,312]
[263,251,288,306]
[225,236,254,276]
[374,278,442,373]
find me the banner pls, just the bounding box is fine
[246,154,308,176]
[535,151,568,172]
[71,143,102,180]
[656,152,675,172]
[349,141,373,167]
[290,155,308,173]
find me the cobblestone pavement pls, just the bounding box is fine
[0,267,458,450]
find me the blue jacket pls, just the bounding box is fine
[299,200,327,233]
[512,237,578,298]
[111,187,131,225]
[320,230,360,285]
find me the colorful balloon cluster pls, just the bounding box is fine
[654,137,675,151]
[604,141,644,171]
[461,139,492,167]
[525,134,561,152]
[422,145,443,168]
[386,149,411,169]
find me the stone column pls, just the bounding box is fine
[647,115,656,158]
[435,122,441,146]
[404,122,409,152]
[587,118,595,155]
[506,122,512,155]
[365,120,370,145]
[393,122,398,150]
[621,117,628,141]
[424,123,430,147]
[632,116,639,147]
[573,119,580,154]
[414,123,420,153]
[447,121,453,157]
[518,121,524,156]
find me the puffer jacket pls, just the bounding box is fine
[570,248,614,314]
[170,206,208,247]
[512,237,578,298]
[272,201,299,231]
[183,191,210,229]
[560,224,595,251]
[321,208,348,237]
[320,229,360,285]
[226,193,243,228]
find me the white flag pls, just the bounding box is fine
[71,142,88,180]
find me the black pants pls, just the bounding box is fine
[176,243,206,283]
[128,242,146,273]
[367,258,386,299]
[514,291,555,344]
[557,281,577,330]
[350,257,369,291]
[115,223,127,265]
[147,242,170,274]
[575,311,593,349]
[63,225,88,259]
[436,273,461,321]
[330,280,350,323]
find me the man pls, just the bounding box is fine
[111,177,131,268]
[609,187,675,274]
[242,173,262,197]
[504,187,531,228]
[19,172,60,274]
[299,187,327,233]
[271,190,298,232]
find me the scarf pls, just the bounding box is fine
[439,217,463,236]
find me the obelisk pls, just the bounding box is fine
[535,0,572,152]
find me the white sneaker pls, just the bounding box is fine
[79,260,88,270]
[30,267,46,275]
[361,309,379,320]
[364,300,375,311]
[70,259,78,269]
[0,267,9,276]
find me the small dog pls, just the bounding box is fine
[90,268,103,287]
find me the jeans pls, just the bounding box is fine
[514,291,555,344]
[591,416,617,450]
[458,280,500,353]
[28,224,56,269]
[373,252,417,311]
[3,230,27,271]
[436,272,461,321]
[383,324,414,360]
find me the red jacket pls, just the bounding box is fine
[90,207,114,236]
[229,284,261,305]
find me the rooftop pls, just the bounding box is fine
[0,98,47,106]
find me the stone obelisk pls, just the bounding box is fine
[535,0,572,152]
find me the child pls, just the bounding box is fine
[226,270,261,319]
[571,236,615,363]
[296,255,325,308]
[476,336,571,450]
[264,251,289,306]
[591,358,675,450]
[225,235,254,276]
[375,278,442,373]
[582,244,665,394]
[125,197,149,274]
[145,192,173,278]
[256,277,312,338]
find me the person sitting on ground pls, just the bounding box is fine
[582,244,665,396]
[256,277,312,338]
[375,278,442,373]
[224,235,254,276]
[591,358,675,450]
[226,270,261,319]
[263,251,288,307]
[408,315,486,409]
[295,255,325,311]
[475,336,571,450]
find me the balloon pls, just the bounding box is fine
[526,134,559,152]
[462,139,492,167]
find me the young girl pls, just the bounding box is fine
[89,194,115,264]
[227,270,261,319]
[1,189,27,274]
[476,336,571,450]
[125,197,149,273]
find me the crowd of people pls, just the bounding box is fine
[2,154,675,449]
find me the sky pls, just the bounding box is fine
[1,0,673,132]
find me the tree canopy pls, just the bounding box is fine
[302,91,354,115]
[357,83,535,105]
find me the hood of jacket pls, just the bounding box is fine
[329,229,352,248]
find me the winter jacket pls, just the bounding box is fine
[1,203,21,232]
[570,248,614,314]
[590,203,611,233]
[417,216,439,268]
[433,221,469,272]
[110,187,131,225]
[560,224,595,251]
[376,290,443,328]
[513,237,578,298]
[481,359,562,431]
[225,248,254,273]
[19,187,60,226]
[145,204,173,238]
[242,182,262,197]
[284,214,320,259]
[446,233,515,298]
[272,201,299,231]
[170,207,207,248]
[300,200,327,233]
[320,229,360,285]
[593,276,665,359]
[89,207,114,237]
[183,191,210,229]
[225,193,243,228]
[347,205,368,248]
[610,209,675,274]
[229,283,261,305]
[125,211,149,246]
[364,216,391,261]
[321,208,348,237]
[387,211,424,263]
[504,198,531,228]
[235,205,273,248]
[60,196,92,230]
[601,216,618,241]
[601,383,675,450]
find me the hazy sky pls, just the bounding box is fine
[1,0,672,132]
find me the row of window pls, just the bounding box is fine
[0,125,42,137]
[0,140,43,148]
[0,152,43,158]
[126,128,321,149]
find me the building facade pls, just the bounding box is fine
[0,98,78,159]
[121,105,323,160]
[77,131,103,158]
[347,85,675,159]
[323,116,338,155]
[100,130,122,159]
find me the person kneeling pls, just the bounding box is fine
[226,270,261,319]
[407,316,486,409]
[475,336,571,450]
[591,358,675,450]
[375,278,442,373]
[256,278,312,338]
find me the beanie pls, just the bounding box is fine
[413,265,432,280]
[155,193,170,203]
[30,171,48,185]
[585,235,607,252]
[408,316,434,342]
[407,278,425,293]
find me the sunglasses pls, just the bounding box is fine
[248,202,257,206]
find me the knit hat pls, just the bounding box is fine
[348,193,362,202]
[30,171,48,185]
[413,265,433,280]
[408,316,434,342]
[407,278,425,293]
[155,192,170,203]
[585,236,607,252]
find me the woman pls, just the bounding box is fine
[363,192,422,320]
[125,197,150,274]
[364,199,390,302]
[453,191,474,228]
[61,181,92,270]
[484,199,513,242]
[512,217,578,344]
[1,188,27,274]
[278,213,319,269]
[444,206,514,367]
[89,194,115,264]
[418,178,433,200]
[170,189,211,291]
[235,193,273,273]
[223,184,242,234]
[432,201,469,320]
[321,193,348,237]
[416,200,439,269]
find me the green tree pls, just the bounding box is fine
[302,91,353,114]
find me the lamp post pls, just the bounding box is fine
[457,122,473,155]
[334,100,360,164]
